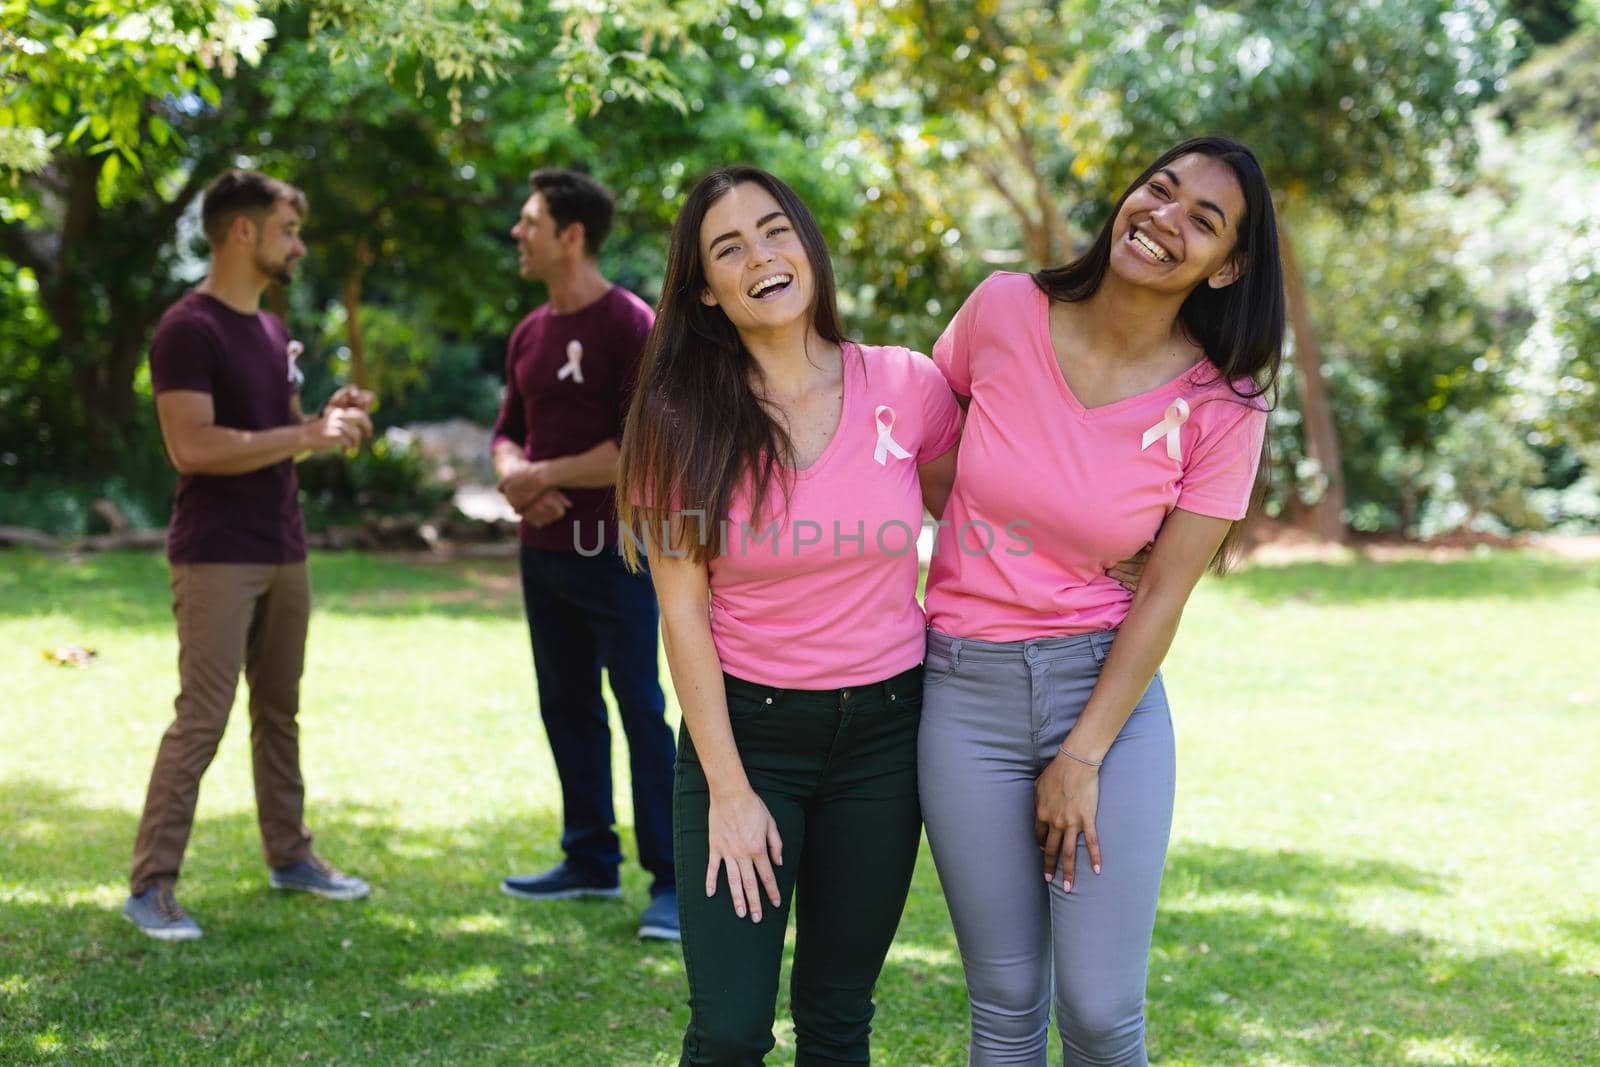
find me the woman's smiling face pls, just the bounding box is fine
[1108,153,1248,295]
[698,181,816,334]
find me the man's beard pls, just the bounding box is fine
[257,253,297,287]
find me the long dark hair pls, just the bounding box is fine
[1034,136,1285,401]
[618,166,847,568]
[1036,137,1285,571]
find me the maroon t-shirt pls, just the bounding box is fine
[149,291,308,564]
[492,285,653,553]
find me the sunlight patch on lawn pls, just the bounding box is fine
[0,884,121,908]
[886,942,957,967]
[1164,890,1319,919]
[1403,1034,1509,1064]
[435,911,510,936]
[401,963,500,996]
[635,954,684,979]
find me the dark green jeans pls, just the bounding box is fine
[675,665,924,1066]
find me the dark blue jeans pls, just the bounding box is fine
[676,666,924,1065]
[519,546,675,893]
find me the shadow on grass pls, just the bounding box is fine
[1223,553,1600,605]
[0,551,526,628]
[6,773,1594,1065]
[0,551,175,627]
[891,843,1594,1066]
[1555,917,1600,950]
[0,776,679,1065]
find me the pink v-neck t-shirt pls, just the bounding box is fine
[924,271,1267,642]
[707,342,961,689]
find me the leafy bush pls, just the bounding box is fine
[0,471,174,537]
[1418,412,1547,536]
[296,433,453,530]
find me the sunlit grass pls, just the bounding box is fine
[2,548,1597,1064]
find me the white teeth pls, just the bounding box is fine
[1132,229,1171,262]
[747,273,792,297]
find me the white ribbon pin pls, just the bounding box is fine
[557,339,585,384]
[1140,397,1190,462]
[873,405,912,465]
[286,339,305,389]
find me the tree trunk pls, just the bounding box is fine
[1278,221,1348,543]
[343,269,367,389]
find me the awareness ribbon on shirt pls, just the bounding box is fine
[286,340,305,389]
[873,405,912,465]
[557,339,585,384]
[1140,397,1189,462]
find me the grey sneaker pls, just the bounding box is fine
[638,889,680,941]
[123,884,202,941]
[269,855,371,900]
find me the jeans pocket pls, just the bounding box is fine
[923,638,959,689]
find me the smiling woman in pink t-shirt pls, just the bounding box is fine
[918,137,1286,1066]
[617,166,960,1064]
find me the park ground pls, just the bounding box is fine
[1,548,1597,1065]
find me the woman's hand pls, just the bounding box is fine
[1034,753,1102,890]
[707,785,784,922]
[1105,541,1154,592]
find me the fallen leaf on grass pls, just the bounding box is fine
[43,645,97,668]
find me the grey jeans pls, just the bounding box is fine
[919,628,1175,1066]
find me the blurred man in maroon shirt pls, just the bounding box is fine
[126,169,375,941]
[492,169,677,941]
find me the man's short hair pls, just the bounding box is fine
[530,168,614,257]
[201,169,307,247]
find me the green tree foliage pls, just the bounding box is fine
[2,0,1594,539]
[1073,0,1519,539]
[1293,200,1505,533]
[833,0,1522,538]
[0,0,720,475]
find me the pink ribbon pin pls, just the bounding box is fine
[286,339,304,389]
[873,405,912,465]
[1140,398,1189,462]
[557,339,585,384]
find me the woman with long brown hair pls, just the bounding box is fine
[617,166,961,1064]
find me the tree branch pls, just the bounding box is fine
[970,149,1033,232]
[58,154,105,251]
[988,96,1066,262]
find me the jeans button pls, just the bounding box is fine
[841,689,852,700]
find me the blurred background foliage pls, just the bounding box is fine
[2,0,1597,538]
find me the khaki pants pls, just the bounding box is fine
[130,563,315,893]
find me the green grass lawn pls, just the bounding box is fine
[2,548,1597,1065]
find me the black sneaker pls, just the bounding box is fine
[270,854,371,900]
[501,862,620,901]
[123,884,203,940]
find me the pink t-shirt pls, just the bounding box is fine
[924,272,1267,642]
[706,342,961,689]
